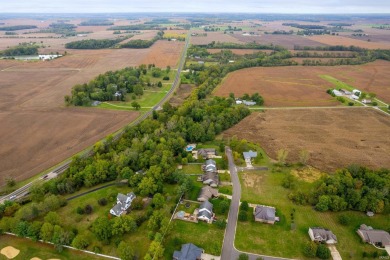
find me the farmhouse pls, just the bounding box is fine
[235,100,243,105]
[173,243,203,260]
[197,200,214,223]
[243,100,257,106]
[352,89,361,96]
[110,192,136,217]
[243,150,257,161]
[197,186,219,202]
[308,227,337,244]
[357,224,390,247]
[253,205,278,224]
[340,89,352,95]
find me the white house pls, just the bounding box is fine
[332,89,343,96]
[110,192,136,217]
[352,89,361,96]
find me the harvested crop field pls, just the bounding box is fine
[214,67,340,107]
[231,34,327,49]
[0,46,168,185]
[140,40,184,68]
[309,35,390,49]
[191,32,242,45]
[223,109,390,172]
[215,60,390,105]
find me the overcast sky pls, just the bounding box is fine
[1,0,390,13]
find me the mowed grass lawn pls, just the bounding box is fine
[0,234,102,260]
[236,170,389,259]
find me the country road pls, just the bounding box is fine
[0,32,191,204]
[222,147,293,260]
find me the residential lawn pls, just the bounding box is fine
[219,172,231,182]
[320,75,355,91]
[185,176,203,201]
[54,184,177,258]
[180,164,203,174]
[0,234,102,260]
[218,185,232,195]
[236,169,390,259]
[177,201,200,215]
[164,220,225,258]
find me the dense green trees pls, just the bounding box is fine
[0,43,38,56]
[288,165,390,213]
[120,31,164,49]
[0,25,37,31]
[65,38,126,49]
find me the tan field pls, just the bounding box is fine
[0,35,184,185]
[309,35,390,49]
[223,109,390,172]
[190,32,242,45]
[214,60,390,105]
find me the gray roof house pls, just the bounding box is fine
[308,227,337,244]
[197,186,219,202]
[110,192,136,217]
[254,205,277,224]
[243,150,257,160]
[357,224,390,247]
[201,171,219,187]
[243,100,256,106]
[197,200,214,223]
[173,243,203,260]
[197,148,216,159]
[203,159,217,173]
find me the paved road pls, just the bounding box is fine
[0,33,191,204]
[221,147,293,260]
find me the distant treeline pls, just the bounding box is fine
[328,23,353,27]
[79,19,114,26]
[49,23,76,30]
[144,18,174,25]
[0,43,38,56]
[0,25,37,31]
[203,41,286,51]
[65,37,128,49]
[283,23,327,30]
[109,24,167,31]
[120,31,163,49]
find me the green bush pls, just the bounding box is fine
[316,244,331,259]
[240,201,249,211]
[303,241,317,257]
[338,214,350,226]
[348,102,354,106]
[238,210,248,221]
[238,253,249,260]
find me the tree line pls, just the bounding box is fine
[0,25,37,31]
[0,43,38,56]
[65,37,128,49]
[79,19,113,26]
[120,31,164,49]
[109,24,167,31]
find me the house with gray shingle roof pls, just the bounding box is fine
[197,200,214,223]
[173,243,203,260]
[254,205,277,224]
[110,192,136,217]
[197,186,219,202]
[308,227,337,244]
[357,224,390,247]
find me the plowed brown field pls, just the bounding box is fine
[223,109,390,172]
[214,60,390,105]
[309,35,390,49]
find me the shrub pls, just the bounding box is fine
[348,102,354,106]
[76,206,84,215]
[98,198,107,206]
[240,201,249,211]
[84,204,93,214]
[372,101,378,106]
[238,253,249,260]
[71,234,90,249]
[215,218,227,229]
[238,210,248,221]
[163,76,170,80]
[316,244,331,259]
[338,214,350,226]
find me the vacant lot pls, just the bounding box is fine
[223,109,390,172]
[309,35,390,49]
[231,34,327,49]
[215,60,390,105]
[169,84,194,106]
[190,32,242,45]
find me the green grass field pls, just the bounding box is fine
[0,234,102,260]
[180,164,203,174]
[235,169,389,259]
